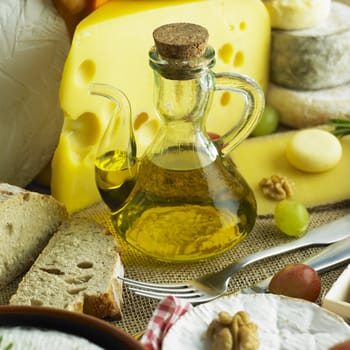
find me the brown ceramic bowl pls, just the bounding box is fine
[0,305,145,349]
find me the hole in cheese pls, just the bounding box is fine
[239,21,246,31]
[65,113,101,148]
[234,51,245,67]
[134,112,149,130]
[143,119,159,138]
[77,59,96,85]
[218,43,234,64]
[220,92,231,106]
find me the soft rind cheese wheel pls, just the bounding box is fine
[270,2,350,91]
[285,129,342,173]
[0,0,69,186]
[266,82,350,128]
[263,0,331,30]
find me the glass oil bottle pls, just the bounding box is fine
[93,23,265,262]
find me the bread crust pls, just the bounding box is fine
[10,217,124,320]
[0,183,68,287]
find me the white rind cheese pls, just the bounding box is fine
[0,0,70,186]
[263,0,331,30]
[0,327,103,350]
[162,293,350,350]
[266,82,350,128]
[270,1,350,91]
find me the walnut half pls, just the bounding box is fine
[207,310,259,350]
[231,311,259,350]
[259,174,294,200]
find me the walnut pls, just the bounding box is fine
[212,327,233,350]
[259,174,294,200]
[207,310,259,350]
[231,311,259,350]
[218,311,234,326]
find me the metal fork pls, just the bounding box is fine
[119,216,350,304]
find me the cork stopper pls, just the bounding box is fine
[153,23,209,59]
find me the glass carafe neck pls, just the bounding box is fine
[149,46,216,124]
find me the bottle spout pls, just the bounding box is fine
[89,82,131,116]
[90,83,138,212]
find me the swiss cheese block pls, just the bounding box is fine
[263,0,331,30]
[53,0,270,213]
[231,131,350,216]
[267,82,350,128]
[270,2,350,91]
[0,0,69,186]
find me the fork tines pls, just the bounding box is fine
[118,276,203,300]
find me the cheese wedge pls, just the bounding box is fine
[231,131,350,216]
[270,2,350,91]
[53,0,270,213]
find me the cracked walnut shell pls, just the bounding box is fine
[259,174,294,200]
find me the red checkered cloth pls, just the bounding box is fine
[140,295,193,350]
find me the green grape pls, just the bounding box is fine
[274,199,309,237]
[251,105,280,137]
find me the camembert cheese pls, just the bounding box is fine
[53,0,270,213]
[0,0,69,187]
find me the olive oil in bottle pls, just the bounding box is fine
[95,150,138,212]
[113,149,257,262]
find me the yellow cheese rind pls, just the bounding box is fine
[52,135,99,213]
[53,0,270,213]
[231,132,350,216]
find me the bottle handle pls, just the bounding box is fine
[89,82,135,160]
[213,72,265,156]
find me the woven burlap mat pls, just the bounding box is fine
[1,201,350,336]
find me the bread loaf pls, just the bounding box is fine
[10,217,124,320]
[0,183,68,287]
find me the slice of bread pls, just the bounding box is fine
[10,217,124,320]
[0,183,68,287]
